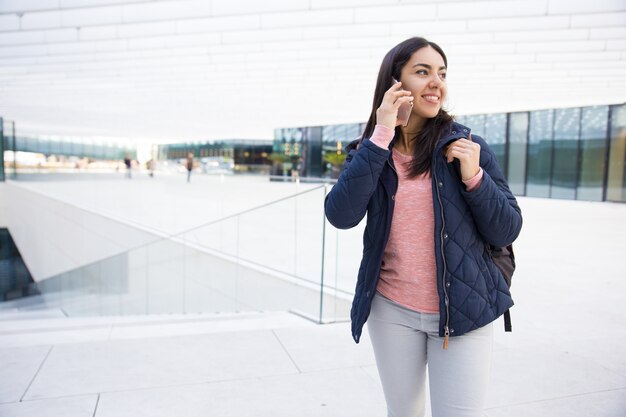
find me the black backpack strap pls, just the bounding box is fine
[504,309,512,332]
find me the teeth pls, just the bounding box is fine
[423,95,439,101]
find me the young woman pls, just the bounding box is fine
[324,37,522,417]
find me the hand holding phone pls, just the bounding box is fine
[392,78,413,127]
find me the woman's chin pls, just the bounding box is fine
[413,109,440,120]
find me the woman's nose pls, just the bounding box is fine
[429,73,443,87]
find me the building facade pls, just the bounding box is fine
[274,103,626,202]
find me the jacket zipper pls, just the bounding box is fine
[433,165,451,349]
[387,158,398,176]
[390,151,450,348]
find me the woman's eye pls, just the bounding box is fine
[440,73,447,79]
[416,70,428,75]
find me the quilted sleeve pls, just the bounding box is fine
[460,136,523,247]
[324,139,390,229]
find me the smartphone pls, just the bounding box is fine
[393,78,412,127]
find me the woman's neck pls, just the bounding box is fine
[395,117,425,154]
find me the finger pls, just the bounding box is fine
[392,90,413,100]
[394,95,414,108]
[388,81,404,92]
[384,88,411,105]
[451,139,473,147]
[448,145,470,153]
[449,140,479,151]
[446,148,471,162]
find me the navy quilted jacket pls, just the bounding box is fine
[324,122,522,343]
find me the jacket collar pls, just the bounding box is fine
[435,122,472,151]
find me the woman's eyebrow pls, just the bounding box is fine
[412,63,447,70]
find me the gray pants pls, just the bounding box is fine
[367,292,493,417]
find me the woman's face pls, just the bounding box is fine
[398,46,447,121]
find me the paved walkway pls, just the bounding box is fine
[0,174,625,416]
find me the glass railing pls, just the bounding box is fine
[35,182,357,324]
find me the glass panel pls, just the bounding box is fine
[607,104,626,202]
[303,126,323,178]
[232,186,326,320]
[98,255,126,316]
[64,262,99,316]
[124,246,149,315]
[0,118,4,181]
[527,110,554,198]
[485,113,507,172]
[321,123,358,179]
[464,114,486,138]
[238,199,296,277]
[146,239,184,314]
[332,224,365,298]
[321,185,364,323]
[578,106,609,201]
[181,240,239,314]
[294,187,326,283]
[507,112,528,196]
[551,108,581,200]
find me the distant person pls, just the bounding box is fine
[186,152,194,183]
[123,155,132,179]
[147,158,156,178]
[324,37,522,417]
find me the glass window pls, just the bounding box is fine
[464,114,486,138]
[84,141,94,158]
[60,139,71,156]
[507,112,528,196]
[551,108,581,200]
[346,123,361,143]
[484,113,507,173]
[527,110,554,198]
[578,106,609,201]
[0,118,4,181]
[322,124,350,149]
[606,104,626,202]
[50,137,61,155]
[22,137,38,155]
[304,126,323,178]
[322,124,360,177]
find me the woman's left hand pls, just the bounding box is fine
[445,138,481,180]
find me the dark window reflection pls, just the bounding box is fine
[552,108,581,200]
[465,115,486,138]
[607,104,626,202]
[527,110,554,198]
[0,118,4,181]
[507,112,528,196]
[578,106,609,201]
[485,113,507,173]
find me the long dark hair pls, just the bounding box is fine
[360,37,453,177]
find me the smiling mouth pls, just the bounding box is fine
[422,95,440,103]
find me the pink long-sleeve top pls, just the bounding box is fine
[370,125,483,313]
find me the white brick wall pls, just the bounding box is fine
[0,0,624,139]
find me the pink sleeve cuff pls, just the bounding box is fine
[463,168,483,192]
[370,124,395,149]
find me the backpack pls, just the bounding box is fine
[487,244,516,332]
